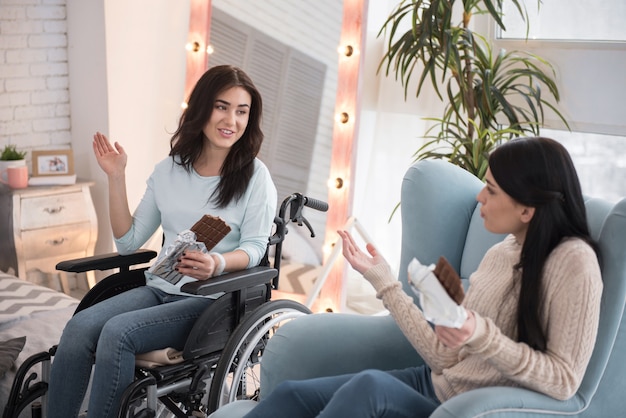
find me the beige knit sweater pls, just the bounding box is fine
[363,235,602,402]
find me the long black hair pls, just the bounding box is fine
[170,65,264,207]
[488,137,597,351]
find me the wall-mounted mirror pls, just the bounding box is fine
[209,1,344,260]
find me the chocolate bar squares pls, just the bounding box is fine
[190,214,231,251]
[432,256,465,304]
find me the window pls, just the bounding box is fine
[489,1,626,203]
[499,0,626,42]
[544,129,626,203]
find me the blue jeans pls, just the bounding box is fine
[47,286,213,418]
[243,366,440,418]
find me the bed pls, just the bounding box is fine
[0,271,78,417]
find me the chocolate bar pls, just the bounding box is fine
[432,256,464,304]
[190,214,231,251]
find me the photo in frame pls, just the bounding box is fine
[32,150,74,177]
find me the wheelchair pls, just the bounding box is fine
[3,192,328,418]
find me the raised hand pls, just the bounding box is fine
[92,132,127,178]
[337,230,387,275]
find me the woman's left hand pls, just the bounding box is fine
[434,310,476,349]
[176,251,218,280]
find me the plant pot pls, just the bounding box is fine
[0,159,27,183]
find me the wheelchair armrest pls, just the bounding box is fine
[56,249,158,273]
[181,266,278,296]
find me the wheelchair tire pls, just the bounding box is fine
[206,299,311,412]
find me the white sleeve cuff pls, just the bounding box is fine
[210,252,226,276]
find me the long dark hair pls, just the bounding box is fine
[488,137,597,351]
[170,65,264,207]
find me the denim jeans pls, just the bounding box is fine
[243,366,440,418]
[47,286,213,418]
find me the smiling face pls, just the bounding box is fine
[202,86,252,151]
[476,168,535,244]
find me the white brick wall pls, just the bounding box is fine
[0,0,70,162]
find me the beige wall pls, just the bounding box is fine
[66,0,189,270]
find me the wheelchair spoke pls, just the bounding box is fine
[207,300,311,413]
[228,310,304,402]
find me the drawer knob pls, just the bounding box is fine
[44,206,65,214]
[46,237,68,246]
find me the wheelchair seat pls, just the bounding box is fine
[3,193,328,418]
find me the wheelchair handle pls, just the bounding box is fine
[268,193,328,289]
[282,193,328,237]
[302,196,329,212]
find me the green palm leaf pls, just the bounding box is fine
[378,0,566,181]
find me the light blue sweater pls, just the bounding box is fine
[114,157,277,296]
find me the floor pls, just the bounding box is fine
[24,270,90,300]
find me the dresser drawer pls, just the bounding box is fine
[20,192,91,230]
[21,222,93,259]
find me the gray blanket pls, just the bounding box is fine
[0,273,78,417]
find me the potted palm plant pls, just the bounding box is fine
[378,0,568,180]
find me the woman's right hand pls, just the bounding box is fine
[93,132,127,178]
[337,230,387,275]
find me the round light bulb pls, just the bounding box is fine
[338,45,354,57]
[185,41,201,52]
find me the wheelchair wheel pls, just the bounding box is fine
[206,299,311,412]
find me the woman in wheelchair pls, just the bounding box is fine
[242,137,602,418]
[46,65,277,418]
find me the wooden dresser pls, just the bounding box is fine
[0,181,98,293]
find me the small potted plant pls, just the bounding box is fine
[1,144,27,161]
[0,144,27,181]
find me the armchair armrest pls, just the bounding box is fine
[56,249,158,273]
[259,313,424,398]
[431,386,586,418]
[181,266,278,296]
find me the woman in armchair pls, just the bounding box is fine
[243,136,602,418]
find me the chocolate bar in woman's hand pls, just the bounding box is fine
[190,214,231,251]
[432,256,464,304]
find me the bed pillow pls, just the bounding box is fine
[0,336,26,378]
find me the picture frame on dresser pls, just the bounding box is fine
[32,149,74,177]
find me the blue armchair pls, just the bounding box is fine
[210,159,626,417]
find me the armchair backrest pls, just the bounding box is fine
[399,159,626,413]
[398,159,505,299]
[576,196,626,414]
